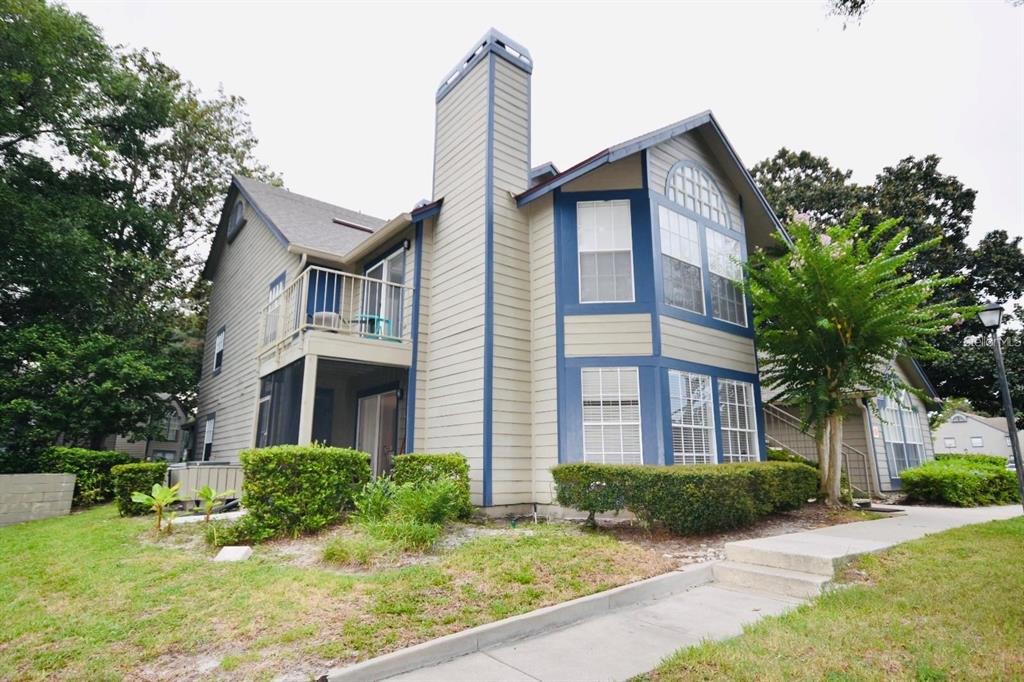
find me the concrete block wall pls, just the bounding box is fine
[0,474,75,527]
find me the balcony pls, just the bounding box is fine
[259,265,414,373]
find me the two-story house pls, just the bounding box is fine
[193,29,936,510]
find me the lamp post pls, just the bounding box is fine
[977,302,1024,511]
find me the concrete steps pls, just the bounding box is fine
[725,541,842,576]
[712,560,832,599]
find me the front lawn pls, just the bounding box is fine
[646,516,1024,681]
[0,505,672,680]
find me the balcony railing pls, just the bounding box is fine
[260,266,413,348]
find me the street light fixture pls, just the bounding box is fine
[977,301,1024,511]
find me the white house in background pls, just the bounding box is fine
[932,410,1021,463]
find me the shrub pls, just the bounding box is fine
[204,514,276,547]
[392,478,465,526]
[934,452,1009,468]
[323,534,397,567]
[901,459,1019,507]
[38,447,133,505]
[111,462,168,516]
[393,452,472,518]
[767,448,815,467]
[353,476,397,523]
[239,445,371,540]
[552,461,819,535]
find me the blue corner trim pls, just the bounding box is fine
[482,53,496,506]
[406,220,424,452]
[553,188,567,465]
[410,198,443,222]
[436,29,532,103]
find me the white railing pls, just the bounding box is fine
[260,266,413,348]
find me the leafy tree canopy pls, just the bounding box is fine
[751,148,1024,425]
[0,0,277,461]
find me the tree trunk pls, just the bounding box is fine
[825,413,845,507]
[815,420,830,497]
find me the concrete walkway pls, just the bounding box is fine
[338,505,1021,682]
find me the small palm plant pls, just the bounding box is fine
[131,482,182,532]
[196,485,235,523]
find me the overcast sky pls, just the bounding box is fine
[67,0,1023,243]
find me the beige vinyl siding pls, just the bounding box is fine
[196,204,301,461]
[490,57,533,505]
[529,196,558,503]
[647,132,744,233]
[562,153,644,192]
[425,56,489,503]
[660,316,756,373]
[564,314,654,357]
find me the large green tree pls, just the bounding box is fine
[748,218,963,505]
[751,149,1024,425]
[0,0,275,462]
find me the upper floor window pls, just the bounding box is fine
[707,231,746,326]
[659,205,704,314]
[213,328,225,373]
[666,163,731,230]
[581,367,642,464]
[879,392,924,475]
[577,200,634,303]
[227,200,247,241]
[943,437,956,449]
[971,436,984,448]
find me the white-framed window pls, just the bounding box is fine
[950,414,967,423]
[666,164,731,230]
[971,436,984,448]
[879,392,924,475]
[577,200,634,303]
[659,205,704,314]
[213,328,225,373]
[668,370,716,464]
[707,230,746,326]
[718,379,758,461]
[203,415,215,461]
[943,437,956,449]
[581,367,642,464]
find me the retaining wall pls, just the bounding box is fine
[0,473,75,527]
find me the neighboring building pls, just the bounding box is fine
[193,29,929,509]
[104,394,188,462]
[933,410,1021,463]
[763,359,940,496]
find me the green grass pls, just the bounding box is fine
[0,505,671,680]
[646,517,1024,681]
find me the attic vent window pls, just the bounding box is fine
[227,199,247,242]
[332,217,374,234]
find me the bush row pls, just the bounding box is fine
[552,461,818,535]
[901,457,1019,507]
[934,452,1009,468]
[111,462,169,516]
[38,447,133,506]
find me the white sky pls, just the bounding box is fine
[67,0,1023,243]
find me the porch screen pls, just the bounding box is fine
[879,392,924,475]
[718,379,758,462]
[581,367,642,464]
[668,370,716,464]
[255,359,303,447]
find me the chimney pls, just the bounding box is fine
[423,31,533,507]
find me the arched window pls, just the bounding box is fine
[227,199,247,241]
[666,162,731,230]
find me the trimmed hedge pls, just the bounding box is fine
[38,447,133,505]
[552,461,818,535]
[393,452,472,518]
[239,445,371,538]
[901,458,1019,507]
[934,452,1009,468]
[111,462,169,516]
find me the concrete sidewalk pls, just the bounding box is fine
[335,505,1021,682]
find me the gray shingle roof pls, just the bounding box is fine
[234,175,387,256]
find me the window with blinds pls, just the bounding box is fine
[668,370,716,464]
[718,379,758,461]
[581,367,642,464]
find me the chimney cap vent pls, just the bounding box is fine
[436,29,532,103]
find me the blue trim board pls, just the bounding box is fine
[481,52,496,506]
[410,199,443,222]
[405,220,424,452]
[553,187,567,473]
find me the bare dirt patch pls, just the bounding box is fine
[594,504,884,567]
